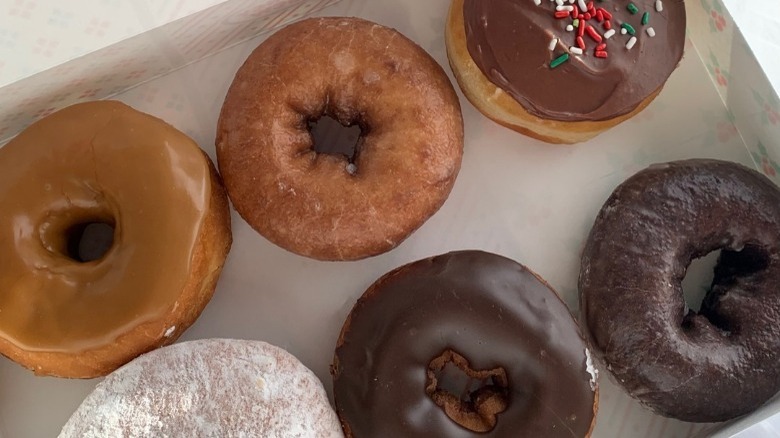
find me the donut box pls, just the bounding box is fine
[1,0,779,437]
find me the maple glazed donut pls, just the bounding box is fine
[217,17,463,261]
[0,101,232,378]
[445,0,686,143]
[60,339,344,437]
[580,160,780,422]
[332,250,598,437]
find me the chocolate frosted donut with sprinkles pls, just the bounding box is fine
[445,0,686,143]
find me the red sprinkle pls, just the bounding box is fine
[555,10,570,18]
[599,8,613,20]
[572,5,580,17]
[577,36,586,49]
[596,43,607,51]
[586,25,603,42]
[595,50,608,58]
[584,12,592,20]
[604,20,612,30]
[578,21,586,36]
[587,1,595,12]
[596,10,604,22]
[578,13,585,19]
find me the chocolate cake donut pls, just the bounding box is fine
[333,250,598,437]
[446,0,686,143]
[580,159,780,422]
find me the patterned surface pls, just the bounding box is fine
[0,0,777,437]
[0,0,342,142]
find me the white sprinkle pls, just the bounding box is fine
[569,0,575,3]
[626,36,637,50]
[534,0,542,5]
[556,0,564,5]
[655,0,663,12]
[585,349,599,391]
[604,29,616,39]
[566,24,574,31]
[346,163,357,175]
[578,0,587,12]
[164,326,176,337]
[570,46,584,55]
[549,38,558,51]
[646,27,656,37]
[556,5,574,11]
[621,27,628,35]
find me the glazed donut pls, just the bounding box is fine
[0,101,232,378]
[445,0,686,143]
[217,17,463,261]
[332,250,598,436]
[59,339,344,437]
[580,159,780,422]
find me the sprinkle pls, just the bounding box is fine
[586,25,603,42]
[576,36,586,49]
[549,38,559,51]
[570,46,584,55]
[627,3,639,14]
[572,5,580,16]
[556,5,574,11]
[578,0,587,11]
[595,50,608,58]
[556,0,565,5]
[621,23,636,35]
[578,20,586,36]
[534,0,542,5]
[596,43,607,51]
[587,1,595,12]
[620,27,628,35]
[550,52,570,68]
[646,26,656,37]
[604,20,612,30]
[573,18,580,27]
[566,24,574,31]
[346,163,357,175]
[596,10,604,22]
[599,7,612,19]
[641,11,650,25]
[555,10,570,18]
[655,0,663,12]
[626,36,638,50]
[604,29,616,39]
[584,12,592,20]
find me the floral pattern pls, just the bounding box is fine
[700,0,728,32]
[752,89,780,126]
[751,142,780,178]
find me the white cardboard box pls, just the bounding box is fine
[1,0,779,437]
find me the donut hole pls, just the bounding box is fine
[681,244,771,332]
[425,349,509,432]
[64,221,115,263]
[307,115,364,174]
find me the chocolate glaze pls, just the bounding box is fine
[333,250,596,437]
[580,159,780,422]
[463,0,686,121]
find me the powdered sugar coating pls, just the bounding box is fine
[59,339,343,438]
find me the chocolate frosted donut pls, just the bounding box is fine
[446,0,686,143]
[580,159,780,422]
[333,251,598,437]
[218,17,463,261]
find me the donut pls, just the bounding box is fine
[579,159,780,422]
[217,17,464,261]
[0,101,232,378]
[332,250,598,436]
[59,339,344,437]
[445,0,686,144]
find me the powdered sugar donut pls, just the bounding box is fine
[60,339,343,437]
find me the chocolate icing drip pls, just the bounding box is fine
[333,250,596,437]
[463,0,686,121]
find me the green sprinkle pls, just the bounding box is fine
[641,11,650,25]
[627,3,639,14]
[550,53,570,69]
[573,19,580,27]
[622,23,637,35]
